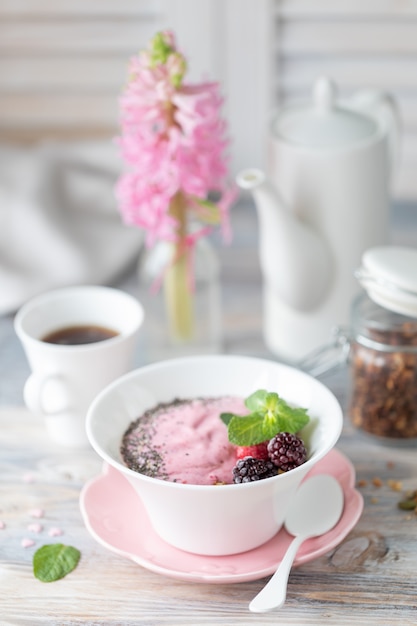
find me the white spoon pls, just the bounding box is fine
[249,473,344,613]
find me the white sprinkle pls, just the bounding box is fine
[21,538,35,548]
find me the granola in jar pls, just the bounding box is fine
[348,293,417,441]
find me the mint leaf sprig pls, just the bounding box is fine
[33,544,81,582]
[221,389,309,446]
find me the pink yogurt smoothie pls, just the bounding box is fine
[120,396,246,485]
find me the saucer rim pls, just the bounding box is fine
[80,448,364,584]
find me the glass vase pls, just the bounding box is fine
[137,236,222,360]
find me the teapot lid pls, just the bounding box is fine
[273,77,378,149]
[356,246,417,318]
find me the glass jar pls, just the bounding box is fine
[298,244,417,446]
[137,236,222,360]
[348,292,417,443]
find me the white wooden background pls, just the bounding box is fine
[1,0,417,199]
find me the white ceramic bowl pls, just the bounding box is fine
[86,355,343,556]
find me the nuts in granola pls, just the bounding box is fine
[349,321,417,439]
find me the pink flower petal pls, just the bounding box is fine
[21,538,35,548]
[27,523,43,533]
[48,527,63,537]
[115,32,234,248]
[0,521,5,530]
[22,472,35,483]
[29,508,44,519]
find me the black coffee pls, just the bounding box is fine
[42,324,119,345]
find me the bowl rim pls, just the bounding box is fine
[86,354,343,491]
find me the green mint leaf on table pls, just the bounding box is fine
[221,389,309,446]
[33,544,81,582]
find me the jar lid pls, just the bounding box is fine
[272,77,378,149]
[356,246,417,318]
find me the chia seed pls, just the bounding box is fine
[120,398,190,480]
[120,396,244,485]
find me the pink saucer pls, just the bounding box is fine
[80,449,363,583]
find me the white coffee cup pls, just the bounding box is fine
[14,285,144,448]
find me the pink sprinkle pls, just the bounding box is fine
[48,527,63,537]
[0,521,5,530]
[22,472,35,483]
[27,523,43,533]
[29,508,44,519]
[21,538,35,548]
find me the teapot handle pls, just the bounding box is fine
[347,89,401,175]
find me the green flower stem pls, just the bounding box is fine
[164,244,194,341]
[164,193,194,342]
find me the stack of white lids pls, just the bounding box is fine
[356,246,417,318]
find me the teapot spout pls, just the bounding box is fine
[236,169,332,311]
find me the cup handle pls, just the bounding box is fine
[23,374,71,416]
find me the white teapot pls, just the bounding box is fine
[237,77,400,362]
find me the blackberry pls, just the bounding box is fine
[232,456,277,483]
[267,432,307,472]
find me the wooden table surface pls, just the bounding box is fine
[1,201,417,625]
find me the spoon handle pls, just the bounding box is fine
[249,533,306,613]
